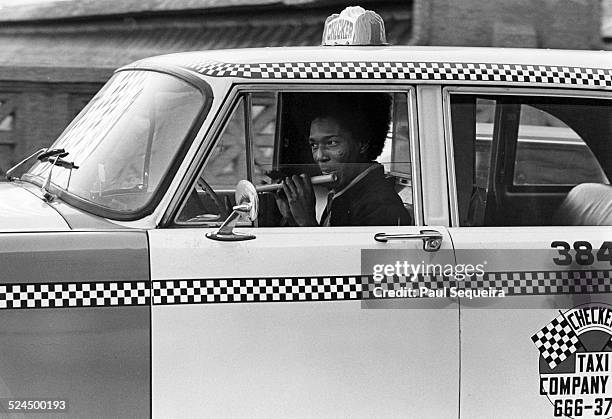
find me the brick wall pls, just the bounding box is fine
[418,0,603,49]
[0,82,99,177]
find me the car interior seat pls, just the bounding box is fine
[553,183,612,226]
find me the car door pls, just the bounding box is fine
[0,231,150,418]
[445,88,612,418]
[148,86,460,418]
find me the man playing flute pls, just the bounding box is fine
[274,93,412,227]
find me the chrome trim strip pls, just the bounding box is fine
[442,87,460,227]
[408,88,424,226]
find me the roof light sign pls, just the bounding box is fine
[322,6,387,46]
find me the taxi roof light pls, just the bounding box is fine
[322,6,387,46]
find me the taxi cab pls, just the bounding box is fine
[0,6,611,418]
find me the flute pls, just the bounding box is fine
[255,173,337,192]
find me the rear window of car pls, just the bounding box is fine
[449,92,611,226]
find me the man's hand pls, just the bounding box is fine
[277,174,317,227]
[274,188,295,226]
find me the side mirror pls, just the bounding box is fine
[205,180,259,241]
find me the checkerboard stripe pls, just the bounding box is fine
[0,281,149,309]
[0,270,610,309]
[152,277,363,305]
[531,313,581,369]
[476,270,612,296]
[179,60,612,89]
[151,275,455,305]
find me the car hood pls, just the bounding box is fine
[0,181,69,231]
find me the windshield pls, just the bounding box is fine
[25,70,206,217]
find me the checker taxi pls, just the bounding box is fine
[0,6,611,418]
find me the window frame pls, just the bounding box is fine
[169,83,422,228]
[443,86,612,227]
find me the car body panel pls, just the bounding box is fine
[450,227,612,418]
[13,181,125,230]
[0,231,150,418]
[0,182,68,232]
[149,226,460,418]
[131,46,612,73]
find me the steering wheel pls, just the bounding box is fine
[197,175,229,220]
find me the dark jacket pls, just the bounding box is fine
[321,165,412,226]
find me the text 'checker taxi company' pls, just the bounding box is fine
[0,5,611,419]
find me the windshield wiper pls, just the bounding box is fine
[5,147,78,182]
[37,148,79,170]
[37,148,79,202]
[37,148,67,161]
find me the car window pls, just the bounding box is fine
[514,104,606,186]
[450,93,612,227]
[201,97,249,190]
[175,90,415,227]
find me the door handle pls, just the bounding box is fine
[374,229,443,252]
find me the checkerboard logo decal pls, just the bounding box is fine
[531,313,582,369]
[533,303,612,418]
[177,59,612,89]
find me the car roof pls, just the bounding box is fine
[124,46,612,90]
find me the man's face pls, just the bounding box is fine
[309,117,365,190]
